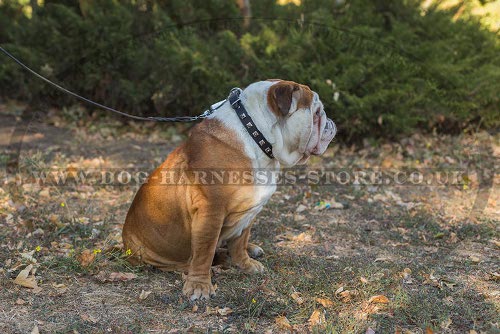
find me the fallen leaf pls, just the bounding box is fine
[191,304,198,312]
[449,232,458,243]
[48,214,64,228]
[78,249,95,267]
[39,188,50,198]
[108,272,137,281]
[205,306,217,315]
[292,232,312,243]
[366,328,375,334]
[139,290,152,300]
[52,282,68,294]
[31,325,39,334]
[334,286,344,295]
[469,255,481,263]
[489,272,500,281]
[217,307,233,316]
[296,204,307,213]
[489,239,500,248]
[308,309,325,328]
[81,313,98,323]
[275,316,292,330]
[426,326,434,334]
[95,271,137,282]
[315,297,334,307]
[440,317,452,329]
[360,277,369,284]
[20,251,37,263]
[368,295,390,304]
[13,264,38,289]
[15,298,25,305]
[338,290,353,302]
[291,292,304,304]
[294,214,306,221]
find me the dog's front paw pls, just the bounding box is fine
[239,258,265,274]
[182,277,216,301]
[247,243,264,258]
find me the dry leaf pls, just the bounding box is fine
[366,328,375,334]
[426,327,434,334]
[360,277,369,284]
[368,295,390,304]
[489,272,500,281]
[469,255,481,263]
[291,292,304,304]
[205,306,216,315]
[48,214,64,228]
[96,271,137,282]
[339,290,353,302]
[489,239,500,248]
[449,232,458,243]
[31,325,39,334]
[81,313,98,323]
[191,304,198,312]
[217,307,233,316]
[20,251,37,263]
[13,264,38,289]
[139,290,152,300]
[78,249,95,267]
[292,232,312,243]
[108,272,137,281]
[275,316,293,330]
[15,298,25,305]
[39,188,50,198]
[296,204,307,213]
[334,286,344,295]
[308,309,325,328]
[316,297,334,307]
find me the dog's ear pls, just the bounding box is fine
[268,82,300,117]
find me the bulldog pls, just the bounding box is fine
[122,80,336,300]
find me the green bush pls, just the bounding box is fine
[0,0,498,141]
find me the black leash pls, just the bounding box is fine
[1,45,275,159]
[0,45,224,122]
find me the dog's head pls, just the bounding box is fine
[256,79,336,166]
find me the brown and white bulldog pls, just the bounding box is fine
[122,80,336,300]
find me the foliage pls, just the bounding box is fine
[0,0,499,141]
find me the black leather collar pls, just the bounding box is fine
[228,88,274,159]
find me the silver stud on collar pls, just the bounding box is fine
[240,113,246,119]
[258,139,265,146]
[252,131,259,137]
[246,122,253,128]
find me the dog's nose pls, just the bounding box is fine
[325,119,337,138]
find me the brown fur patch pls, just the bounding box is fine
[267,80,314,117]
[122,118,257,271]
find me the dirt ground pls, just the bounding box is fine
[0,103,498,333]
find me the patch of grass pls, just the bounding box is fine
[456,222,496,240]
